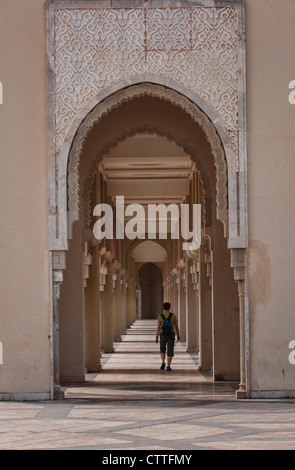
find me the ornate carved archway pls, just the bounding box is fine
[47,2,247,253]
[68,82,229,213]
[47,1,248,399]
[49,77,246,253]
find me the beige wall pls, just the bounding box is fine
[246,0,295,394]
[0,0,295,397]
[0,0,50,396]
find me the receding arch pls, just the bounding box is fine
[47,3,249,401]
[52,77,247,253]
[51,78,247,398]
[132,240,167,264]
[127,238,172,274]
[59,73,236,179]
[82,127,212,230]
[67,81,230,215]
[45,73,248,253]
[49,75,247,252]
[138,263,163,319]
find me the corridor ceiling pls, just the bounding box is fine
[101,133,195,207]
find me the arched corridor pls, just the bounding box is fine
[135,244,165,320]
[3,0,295,429]
[64,319,238,401]
[53,81,246,401]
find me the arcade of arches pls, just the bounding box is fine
[55,90,245,400]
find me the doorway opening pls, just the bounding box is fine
[52,82,247,401]
[138,262,163,320]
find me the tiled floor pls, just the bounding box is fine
[0,319,295,450]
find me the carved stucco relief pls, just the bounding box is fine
[54,6,239,165]
[48,3,247,251]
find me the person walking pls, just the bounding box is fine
[155,302,180,371]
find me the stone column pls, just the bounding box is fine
[126,254,137,326]
[126,281,134,329]
[51,251,66,400]
[101,262,114,353]
[137,286,142,319]
[185,258,199,351]
[236,280,246,398]
[172,270,178,316]
[59,223,85,384]
[131,280,137,324]
[199,246,213,370]
[231,248,248,399]
[120,270,127,334]
[84,244,101,372]
[163,280,167,306]
[52,279,63,399]
[113,266,122,342]
[177,270,186,342]
[168,277,173,307]
[212,221,240,381]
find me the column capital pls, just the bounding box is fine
[51,250,67,299]
[231,248,246,282]
[83,248,92,288]
[52,250,67,271]
[231,248,246,268]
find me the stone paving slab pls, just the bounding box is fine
[0,320,295,450]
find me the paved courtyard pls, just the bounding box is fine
[0,320,295,450]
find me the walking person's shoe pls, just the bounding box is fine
[160,362,165,370]
[166,366,172,371]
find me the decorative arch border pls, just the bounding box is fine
[68,82,229,213]
[47,4,249,399]
[49,75,246,252]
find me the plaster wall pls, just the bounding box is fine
[0,0,50,397]
[246,0,295,394]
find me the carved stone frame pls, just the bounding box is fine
[46,0,248,399]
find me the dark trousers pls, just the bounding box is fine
[160,332,175,357]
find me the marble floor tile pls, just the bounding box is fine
[201,440,295,450]
[0,320,295,450]
[115,422,233,440]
